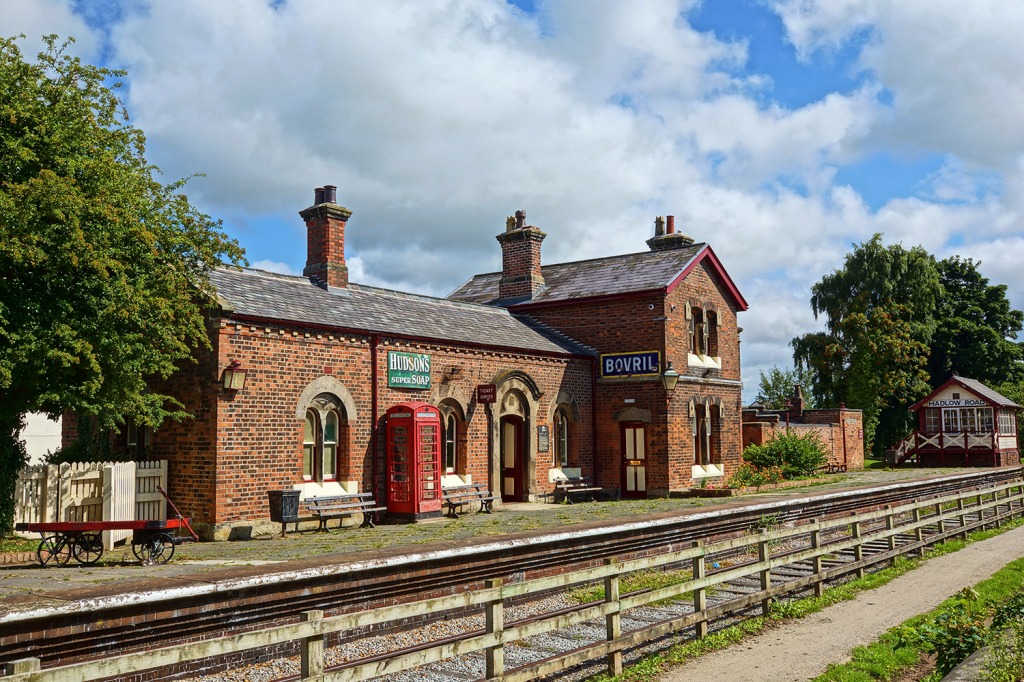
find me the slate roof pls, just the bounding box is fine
[208,267,594,357]
[912,375,1021,410]
[448,243,719,306]
[949,377,1020,409]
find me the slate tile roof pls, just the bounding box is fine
[952,377,1021,409]
[208,267,594,357]
[447,244,708,305]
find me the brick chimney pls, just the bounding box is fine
[496,209,546,300]
[646,214,695,251]
[299,185,352,290]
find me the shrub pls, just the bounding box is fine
[921,591,987,675]
[727,463,784,488]
[742,430,828,478]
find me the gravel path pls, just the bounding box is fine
[659,523,1024,682]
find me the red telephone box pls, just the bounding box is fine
[385,402,442,521]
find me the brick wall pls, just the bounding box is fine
[742,408,865,470]
[148,318,593,534]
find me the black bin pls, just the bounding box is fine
[268,489,301,536]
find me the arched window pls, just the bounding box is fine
[443,412,457,472]
[303,397,345,483]
[554,408,570,467]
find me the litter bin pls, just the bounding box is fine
[268,489,301,537]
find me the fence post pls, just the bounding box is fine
[851,516,864,580]
[995,489,1005,528]
[604,557,622,677]
[977,493,985,530]
[758,529,771,616]
[300,609,324,678]
[486,579,504,679]
[884,506,896,567]
[912,507,924,557]
[810,523,824,598]
[957,497,968,540]
[933,502,944,536]
[691,541,708,637]
[4,658,40,674]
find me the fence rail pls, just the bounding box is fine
[13,461,168,550]
[5,479,1023,681]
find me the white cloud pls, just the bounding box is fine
[6,0,1024,404]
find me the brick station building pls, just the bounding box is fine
[71,187,749,538]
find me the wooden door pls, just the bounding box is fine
[621,422,647,499]
[500,416,524,502]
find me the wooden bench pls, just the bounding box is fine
[554,477,603,504]
[442,483,495,518]
[817,461,848,474]
[306,492,386,532]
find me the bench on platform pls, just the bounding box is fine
[817,461,848,474]
[554,477,603,504]
[442,483,495,518]
[306,492,386,532]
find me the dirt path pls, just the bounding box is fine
[660,524,1024,682]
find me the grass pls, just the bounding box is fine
[587,514,1024,682]
[0,537,37,553]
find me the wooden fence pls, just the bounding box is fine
[5,479,1023,681]
[13,461,167,549]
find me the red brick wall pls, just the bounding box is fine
[522,258,745,494]
[741,408,865,470]
[148,318,593,530]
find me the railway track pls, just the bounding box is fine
[1,468,1020,679]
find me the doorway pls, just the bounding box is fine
[621,422,647,498]
[500,415,524,502]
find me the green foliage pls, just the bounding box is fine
[727,462,785,488]
[792,234,940,457]
[756,365,814,410]
[982,619,1024,682]
[992,589,1024,630]
[995,380,1024,450]
[0,35,245,530]
[929,256,1024,387]
[920,589,987,675]
[0,414,27,534]
[742,430,829,478]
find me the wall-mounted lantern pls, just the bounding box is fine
[222,360,247,391]
[661,361,680,398]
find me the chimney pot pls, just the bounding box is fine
[666,215,675,234]
[654,216,665,236]
[314,187,325,205]
[323,185,337,204]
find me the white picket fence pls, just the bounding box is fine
[13,461,168,549]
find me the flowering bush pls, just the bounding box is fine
[726,462,785,489]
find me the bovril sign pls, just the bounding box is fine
[600,351,661,378]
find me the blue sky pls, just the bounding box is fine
[4,0,1024,402]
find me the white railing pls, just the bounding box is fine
[13,461,168,549]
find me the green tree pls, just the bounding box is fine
[0,36,245,533]
[928,256,1024,386]
[755,365,814,410]
[792,234,940,456]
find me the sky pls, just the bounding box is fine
[4,0,1024,403]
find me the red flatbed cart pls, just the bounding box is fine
[15,486,198,567]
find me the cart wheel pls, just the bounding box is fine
[140,533,175,564]
[72,532,104,565]
[131,540,145,562]
[37,534,72,567]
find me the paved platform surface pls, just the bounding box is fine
[0,467,982,609]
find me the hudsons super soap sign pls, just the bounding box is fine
[388,351,431,389]
[600,350,661,379]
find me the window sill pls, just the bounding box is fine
[692,463,723,479]
[687,353,721,370]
